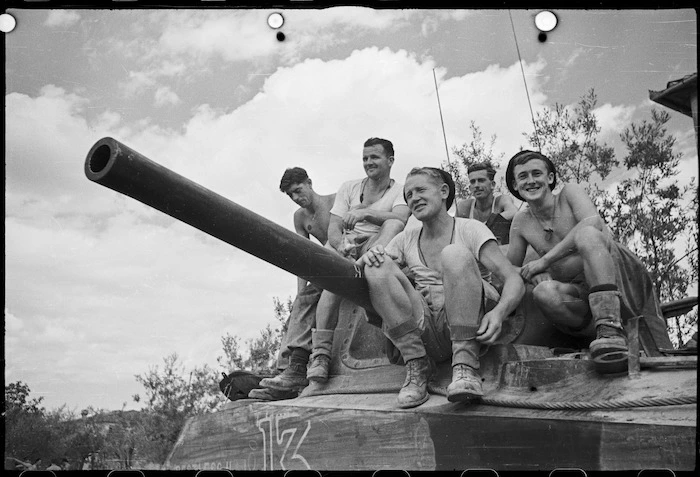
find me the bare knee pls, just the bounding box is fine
[574,225,605,251]
[364,258,401,284]
[441,244,479,281]
[532,281,560,308]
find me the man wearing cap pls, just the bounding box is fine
[505,150,672,370]
[358,167,524,408]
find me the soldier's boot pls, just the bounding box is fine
[248,387,298,401]
[447,364,483,402]
[307,329,334,383]
[397,356,432,409]
[447,329,483,402]
[393,329,431,409]
[588,289,628,373]
[259,348,310,391]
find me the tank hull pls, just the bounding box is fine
[166,375,696,471]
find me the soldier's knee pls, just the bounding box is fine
[364,259,397,282]
[574,225,604,250]
[441,244,478,277]
[533,280,559,306]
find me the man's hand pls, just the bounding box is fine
[520,257,548,281]
[530,271,553,286]
[342,207,367,230]
[476,309,505,345]
[357,244,387,268]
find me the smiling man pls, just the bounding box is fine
[505,150,672,372]
[358,167,523,408]
[306,137,410,383]
[456,162,517,245]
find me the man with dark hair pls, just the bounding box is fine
[505,150,672,372]
[358,167,523,408]
[249,167,336,400]
[306,137,410,383]
[456,162,517,245]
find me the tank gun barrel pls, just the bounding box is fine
[84,137,374,312]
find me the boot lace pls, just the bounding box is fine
[597,323,625,340]
[405,358,427,386]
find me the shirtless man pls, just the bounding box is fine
[505,150,672,372]
[250,167,336,400]
[455,162,517,245]
[306,138,411,383]
[359,167,524,408]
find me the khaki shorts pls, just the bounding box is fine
[383,280,500,364]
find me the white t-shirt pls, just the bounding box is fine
[386,217,496,292]
[330,178,406,236]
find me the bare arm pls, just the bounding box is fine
[479,240,525,325]
[506,212,528,267]
[293,210,311,293]
[519,184,604,281]
[454,198,472,218]
[539,184,603,267]
[344,204,410,229]
[497,194,518,221]
[327,214,345,253]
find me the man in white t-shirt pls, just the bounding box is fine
[358,167,524,408]
[307,138,411,383]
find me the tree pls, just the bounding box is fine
[134,353,220,417]
[217,296,292,376]
[132,353,222,465]
[4,382,53,466]
[524,89,617,205]
[442,121,504,200]
[603,108,697,346]
[217,333,246,371]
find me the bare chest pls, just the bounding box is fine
[303,211,331,244]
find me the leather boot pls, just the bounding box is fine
[259,349,310,391]
[307,329,334,383]
[248,387,298,401]
[397,356,431,409]
[588,290,628,372]
[446,326,483,401]
[447,364,483,402]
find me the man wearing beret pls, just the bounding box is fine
[505,150,672,371]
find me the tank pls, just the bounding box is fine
[85,137,697,471]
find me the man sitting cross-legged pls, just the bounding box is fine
[505,150,672,370]
[358,167,524,408]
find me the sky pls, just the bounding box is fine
[4,8,698,412]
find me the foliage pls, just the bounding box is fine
[130,353,222,465]
[134,353,221,417]
[218,296,292,376]
[601,108,697,345]
[5,382,50,466]
[442,121,505,200]
[524,89,617,205]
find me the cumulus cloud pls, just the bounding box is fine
[1,46,555,411]
[154,86,181,107]
[44,10,81,28]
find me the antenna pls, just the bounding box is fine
[508,10,542,151]
[433,68,452,168]
[433,68,465,202]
